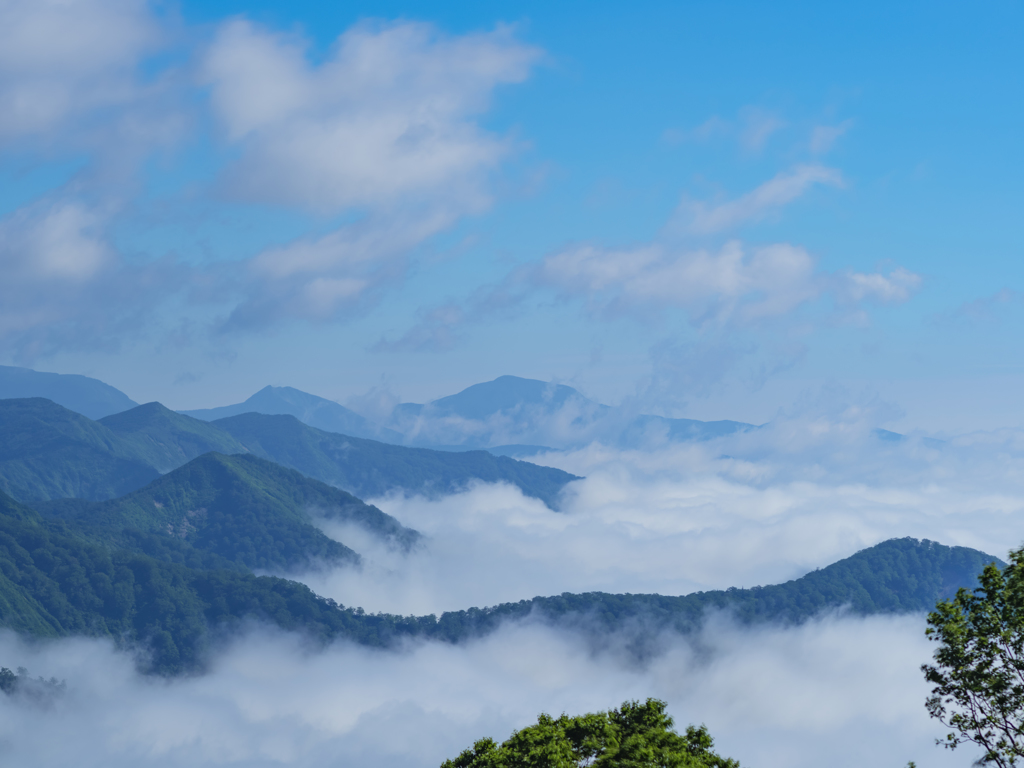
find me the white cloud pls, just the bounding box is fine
[289,410,1024,617]
[0,196,182,358]
[536,240,821,327]
[835,267,922,305]
[0,615,966,768]
[2,408,1020,768]
[0,0,162,142]
[0,200,112,282]
[678,164,844,235]
[0,11,543,350]
[204,19,540,213]
[200,19,541,329]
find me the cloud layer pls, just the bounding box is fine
[3,407,1021,767]
[0,615,963,768]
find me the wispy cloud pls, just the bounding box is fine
[738,107,786,152]
[809,120,853,155]
[0,8,543,350]
[204,20,540,214]
[662,108,785,152]
[0,0,163,144]
[202,19,541,329]
[676,164,844,235]
[0,196,184,359]
[533,238,917,329]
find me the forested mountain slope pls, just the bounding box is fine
[0,398,159,502]
[0,480,1002,678]
[0,487,432,674]
[99,402,249,472]
[38,453,419,572]
[0,398,578,510]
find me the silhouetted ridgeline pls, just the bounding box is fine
[425,537,1001,641]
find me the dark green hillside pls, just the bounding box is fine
[429,538,1002,641]
[43,453,418,572]
[0,489,432,674]
[213,412,580,508]
[0,475,1006,678]
[99,402,249,472]
[0,398,159,502]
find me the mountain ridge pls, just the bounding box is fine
[0,398,578,510]
[181,385,403,443]
[0,365,137,420]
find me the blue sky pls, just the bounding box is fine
[1,0,1022,432]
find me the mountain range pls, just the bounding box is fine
[0,398,578,509]
[0,365,138,420]
[0,364,983,680]
[181,374,756,452]
[2,365,920,455]
[0,474,1002,675]
[181,385,404,443]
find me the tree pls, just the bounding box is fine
[923,547,1024,767]
[440,698,739,768]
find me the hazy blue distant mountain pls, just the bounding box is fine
[621,414,754,444]
[181,385,402,443]
[0,398,159,502]
[487,444,557,458]
[430,376,596,421]
[389,375,754,450]
[0,365,137,420]
[212,412,580,509]
[100,402,249,472]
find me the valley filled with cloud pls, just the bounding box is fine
[1,1,1021,766]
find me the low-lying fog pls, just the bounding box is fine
[0,615,960,768]
[303,415,1024,615]
[10,409,1024,767]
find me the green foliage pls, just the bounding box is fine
[99,402,249,473]
[0,398,159,502]
[0,489,433,675]
[40,452,419,572]
[0,666,66,701]
[923,547,1024,767]
[0,666,15,693]
[440,698,739,768]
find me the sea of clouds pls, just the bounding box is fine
[7,405,1024,767]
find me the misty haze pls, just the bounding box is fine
[0,2,1022,767]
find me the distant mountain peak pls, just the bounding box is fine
[180,385,403,443]
[427,375,593,421]
[0,365,137,420]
